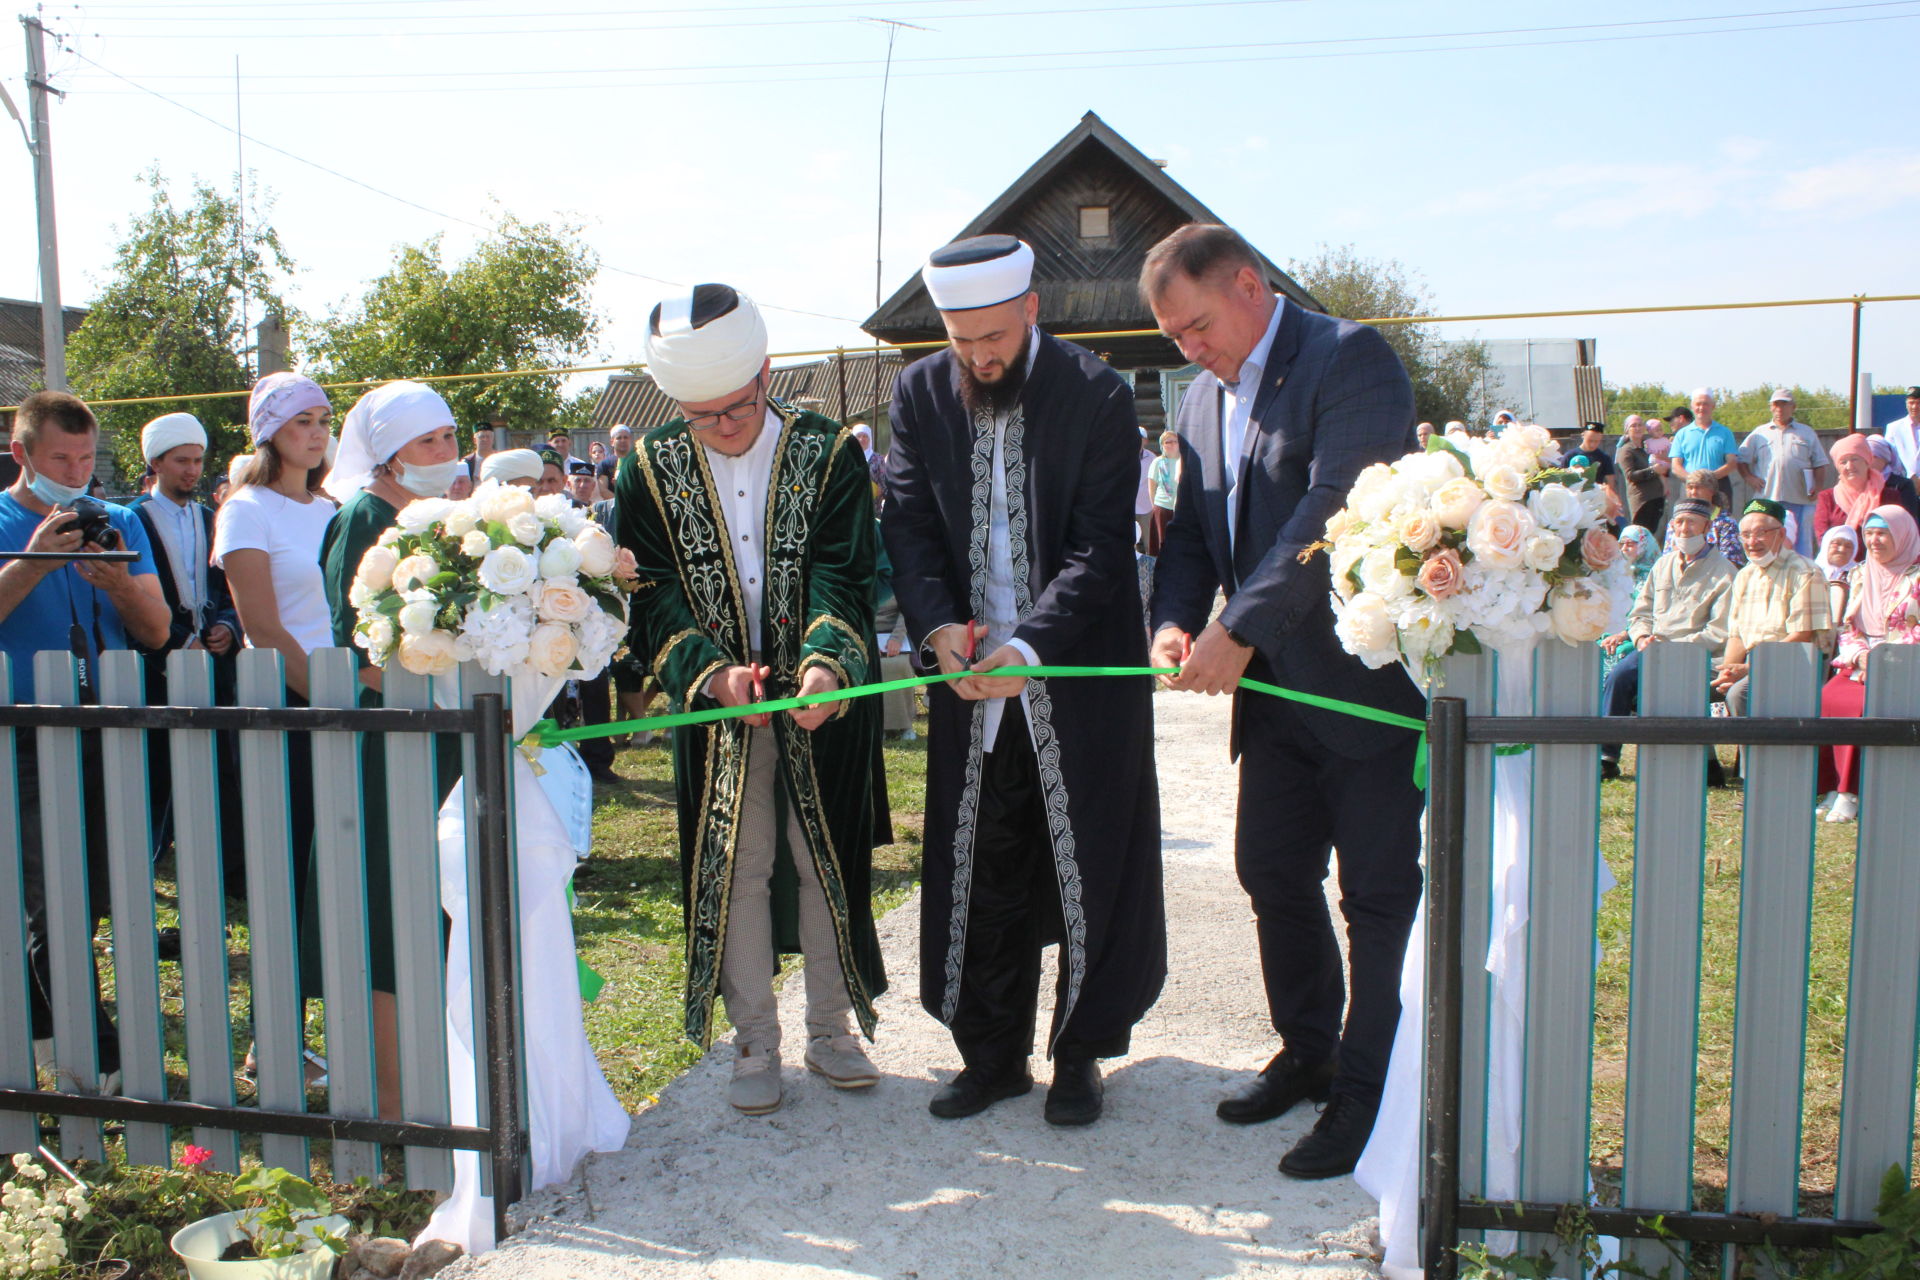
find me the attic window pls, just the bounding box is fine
[1078,205,1111,239]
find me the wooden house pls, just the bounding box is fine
[862,111,1317,426]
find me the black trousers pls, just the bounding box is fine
[1630,497,1665,536]
[575,671,614,771]
[1235,691,1423,1103]
[948,704,1128,1073]
[18,730,122,1074]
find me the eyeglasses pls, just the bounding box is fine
[683,378,765,432]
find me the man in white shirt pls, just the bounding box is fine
[1884,385,1920,479]
[616,284,887,1118]
[1736,390,1832,555]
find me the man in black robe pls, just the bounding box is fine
[883,235,1165,1127]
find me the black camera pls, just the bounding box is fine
[63,494,121,550]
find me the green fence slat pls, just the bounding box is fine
[98,652,167,1166]
[309,647,379,1181]
[33,651,103,1160]
[1726,641,1821,1248]
[1621,640,1711,1268]
[382,665,454,1192]
[1518,639,1602,1269]
[166,649,240,1171]
[235,649,308,1175]
[1836,643,1920,1217]
[0,655,36,1153]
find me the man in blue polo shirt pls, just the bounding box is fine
[1668,388,1739,508]
[0,391,169,1088]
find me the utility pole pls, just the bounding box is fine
[863,17,929,313]
[22,15,65,391]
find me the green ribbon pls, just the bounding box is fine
[565,880,605,1004]
[525,664,1435,787]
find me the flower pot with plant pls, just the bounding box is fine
[169,1165,348,1280]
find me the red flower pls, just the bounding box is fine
[180,1144,213,1169]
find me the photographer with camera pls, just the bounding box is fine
[0,391,168,1089]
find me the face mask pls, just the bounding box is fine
[25,466,88,507]
[1676,533,1707,557]
[1748,548,1779,569]
[394,458,464,498]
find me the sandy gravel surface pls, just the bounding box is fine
[447,691,1383,1280]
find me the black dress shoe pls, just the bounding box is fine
[1043,1057,1103,1127]
[1279,1092,1380,1180]
[928,1067,1033,1120]
[1600,758,1621,781]
[156,928,182,962]
[1216,1051,1333,1125]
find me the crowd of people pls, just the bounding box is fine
[4,220,1913,1214]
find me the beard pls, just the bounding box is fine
[957,338,1032,416]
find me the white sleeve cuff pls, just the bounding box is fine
[1007,637,1041,667]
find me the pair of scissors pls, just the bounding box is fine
[948,619,980,671]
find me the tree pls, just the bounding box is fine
[315,215,600,445]
[66,170,296,486]
[1287,244,1492,428]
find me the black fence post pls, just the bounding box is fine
[471,692,524,1242]
[1423,697,1468,1280]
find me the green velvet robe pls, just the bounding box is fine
[614,403,888,1047]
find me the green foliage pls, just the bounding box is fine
[553,385,604,436]
[1456,1168,1920,1279]
[1290,243,1493,427]
[65,169,297,488]
[229,1167,345,1259]
[1603,381,1855,432]
[315,214,600,446]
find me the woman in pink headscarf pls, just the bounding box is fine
[1816,504,1920,822]
[1813,432,1920,553]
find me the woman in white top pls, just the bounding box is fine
[213,374,337,699]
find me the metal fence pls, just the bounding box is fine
[1421,640,1920,1276]
[0,647,526,1239]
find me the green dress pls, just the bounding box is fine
[615,404,889,1047]
[312,489,461,995]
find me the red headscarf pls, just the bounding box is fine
[1851,504,1920,637]
[1830,433,1887,528]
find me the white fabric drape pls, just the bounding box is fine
[418,672,630,1253]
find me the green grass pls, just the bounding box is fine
[1588,747,1906,1218]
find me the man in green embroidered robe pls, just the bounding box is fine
[614,284,888,1116]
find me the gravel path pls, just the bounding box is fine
[448,691,1383,1280]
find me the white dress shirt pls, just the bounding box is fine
[1885,414,1920,480]
[1220,299,1284,549]
[979,329,1043,750]
[148,490,208,616]
[704,408,783,654]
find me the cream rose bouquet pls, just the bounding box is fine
[1321,421,1632,683]
[349,480,636,680]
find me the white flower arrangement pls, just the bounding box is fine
[351,482,637,680]
[0,1154,86,1278]
[1322,422,1633,683]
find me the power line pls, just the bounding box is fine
[59,0,1303,37]
[65,5,1920,94]
[61,46,863,324]
[62,0,1920,78]
[68,0,1288,20]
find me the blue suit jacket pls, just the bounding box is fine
[1148,298,1425,759]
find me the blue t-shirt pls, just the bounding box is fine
[1669,421,1738,476]
[0,491,158,701]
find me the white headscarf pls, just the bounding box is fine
[323,380,455,502]
[140,412,207,463]
[480,448,543,485]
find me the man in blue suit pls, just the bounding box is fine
[1143,224,1425,1179]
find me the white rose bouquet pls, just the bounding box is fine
[350,481,637,680]
[1319,422,1632,684]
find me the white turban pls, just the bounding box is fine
[642,284,768,404]
[323,380,456,502]
[140,412,207,463]
[480,448,543,485]
[922,234,1034,311]
[247,372,331,446]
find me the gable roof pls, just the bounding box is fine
[863,111,1317,365]
[0,297,89,407]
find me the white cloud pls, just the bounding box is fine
[1769,151,1920,214]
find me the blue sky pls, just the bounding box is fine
[2,0,1915,402]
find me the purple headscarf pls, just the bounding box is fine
[247,372,332,446]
